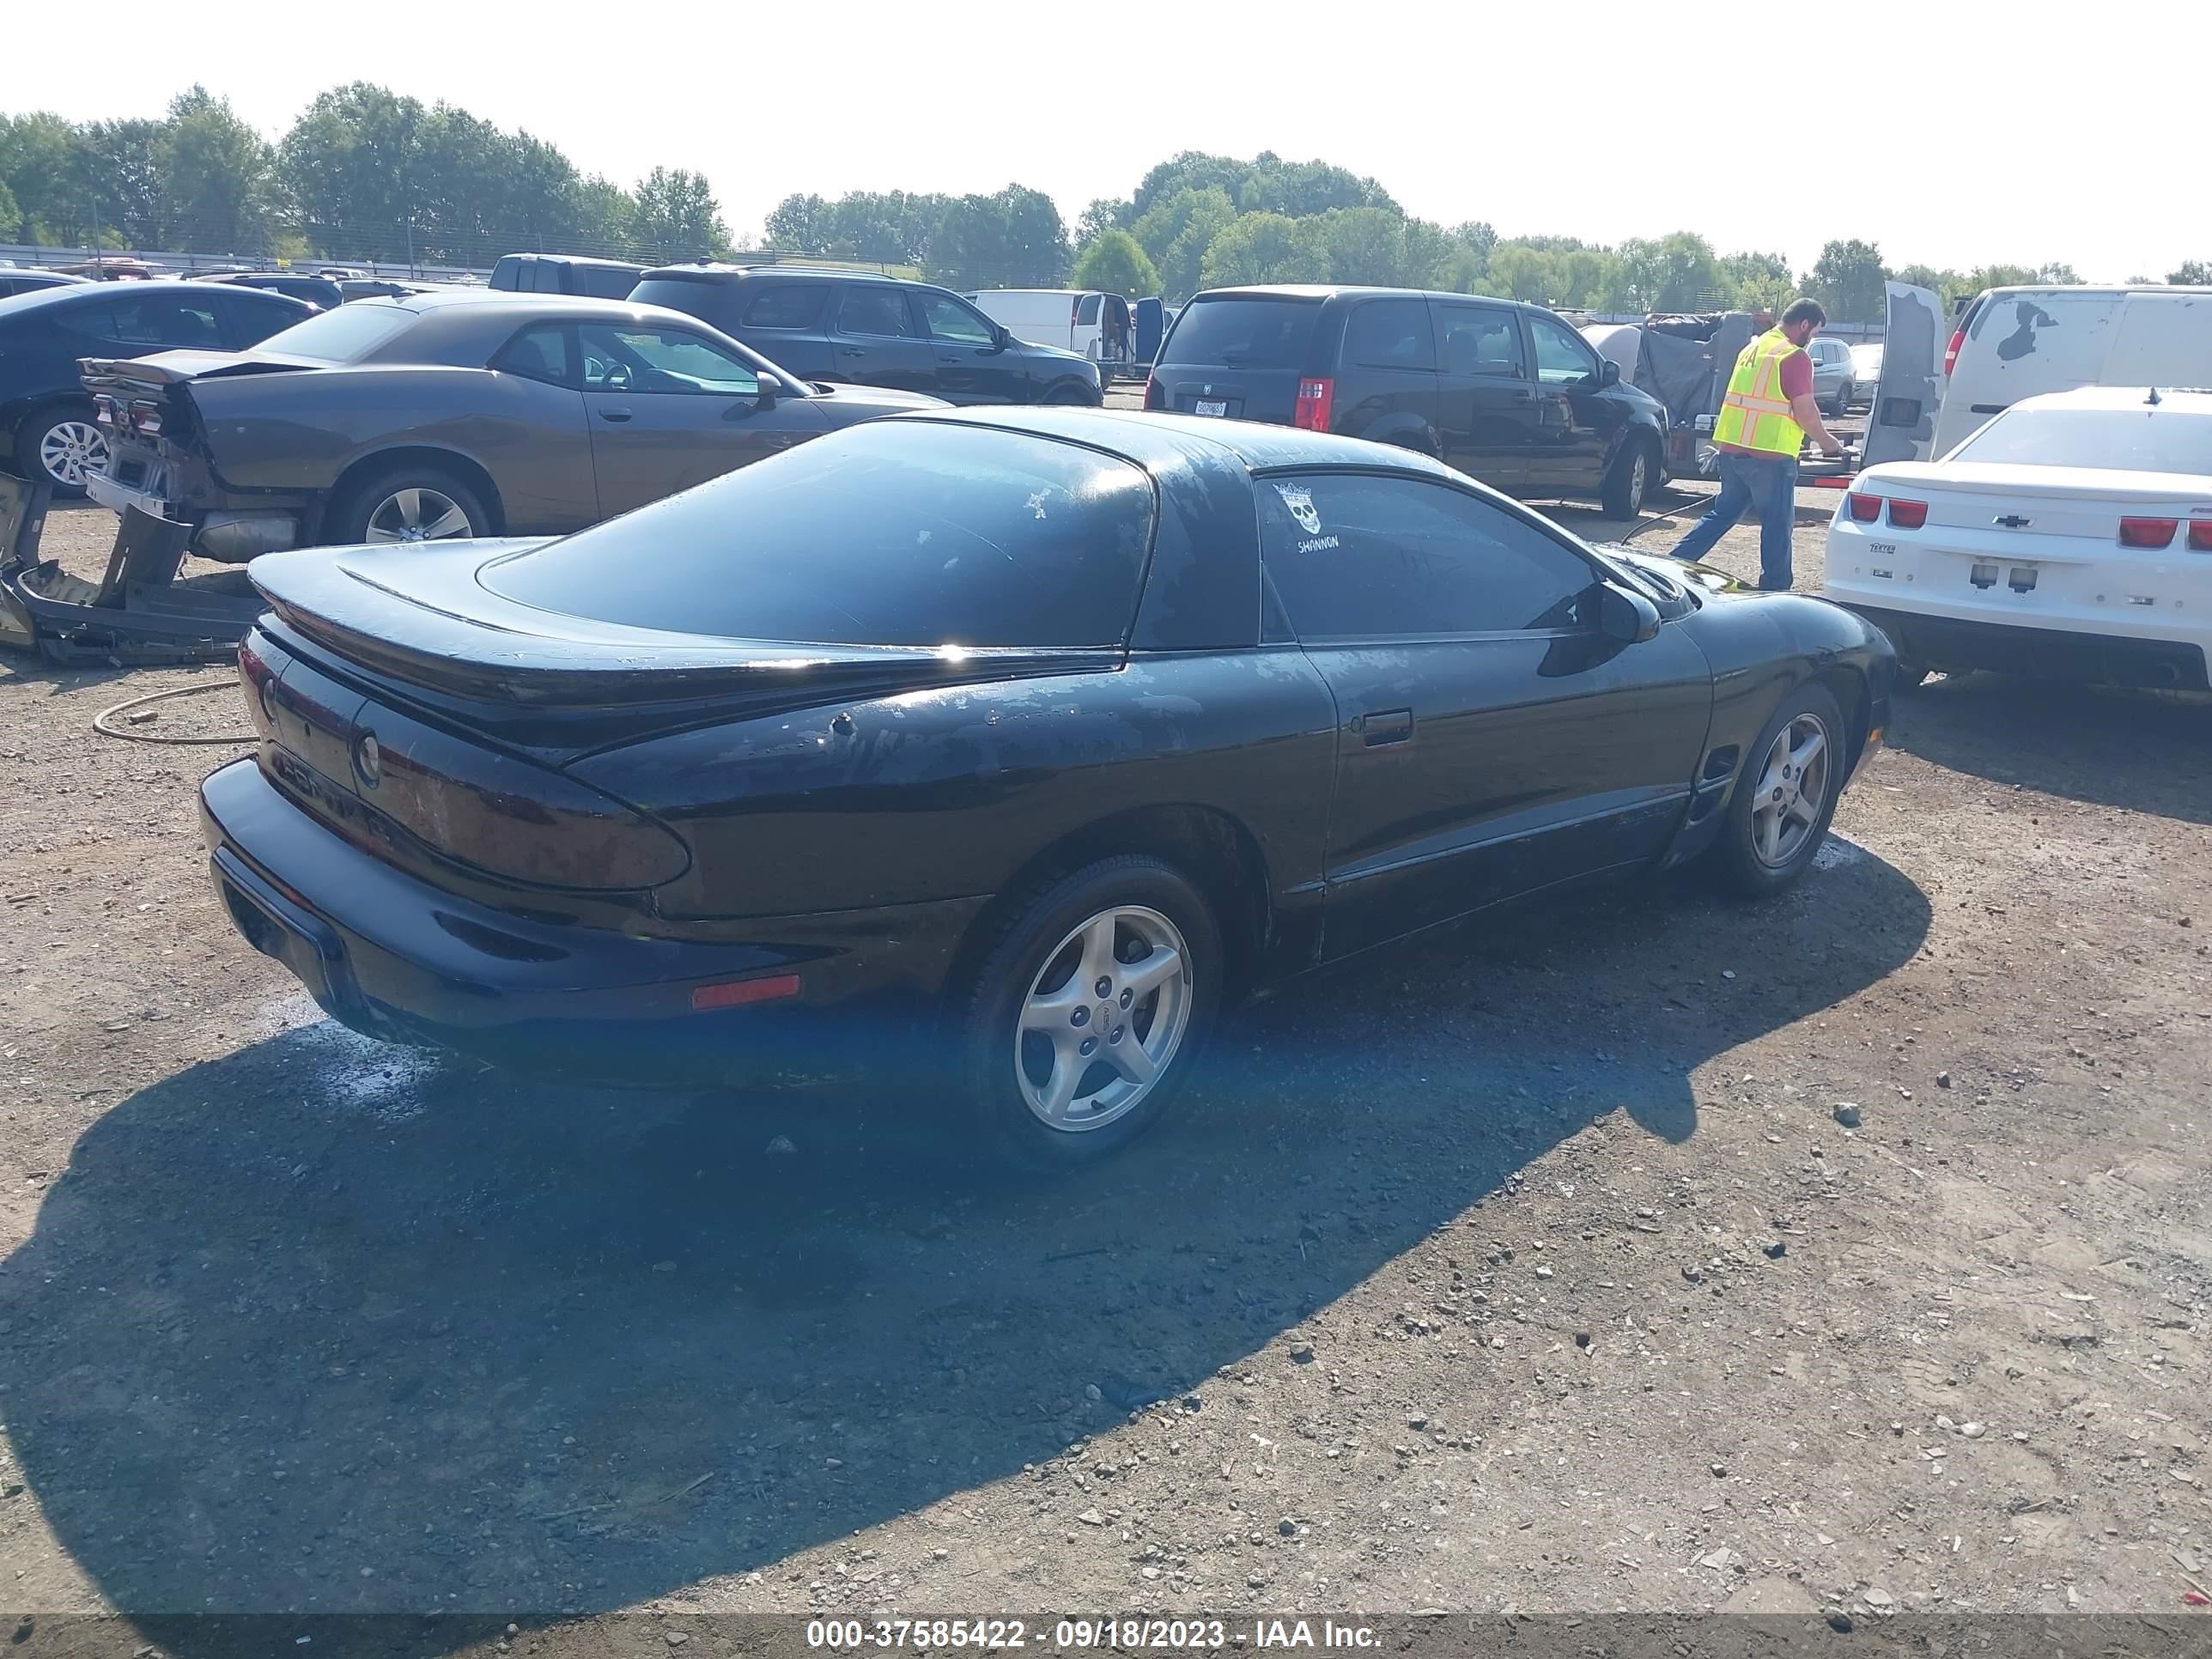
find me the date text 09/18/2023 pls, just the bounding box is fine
[805,1617,1381,1650]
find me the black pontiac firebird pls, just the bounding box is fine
[204,408,1894,1167]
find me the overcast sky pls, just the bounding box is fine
[4,0,2197,281]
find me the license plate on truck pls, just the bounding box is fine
[1194,399,1227,417]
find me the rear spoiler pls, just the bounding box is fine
[77,353,326,386]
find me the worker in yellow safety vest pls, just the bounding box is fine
[1671,298,1844,591]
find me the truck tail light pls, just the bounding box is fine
[1942,328,1965,378]
[1293,377,1335,431]
[2120,517,2178,549]
[1846,493,1881,522]
[1887,499,1928,530]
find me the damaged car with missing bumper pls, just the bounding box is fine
[202,410,1893,1170]
[80,289,943,563]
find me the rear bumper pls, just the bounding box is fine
[1839,603,2209,690]
[200,758,985,1081]
[86,464,308,563]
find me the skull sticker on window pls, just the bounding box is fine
[1276,483,1322,538]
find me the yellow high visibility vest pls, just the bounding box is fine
[1711,327,1807,457]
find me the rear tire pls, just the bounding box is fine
[1708,682,1847,897]
[328,464,491,548]
[1042,382,1100,406]
[1601,434,1657,518]
[957,855,1222,1173]
[19,404,107,500]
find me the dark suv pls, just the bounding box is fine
[630,265,1103,407]
[1146,286,1670,516]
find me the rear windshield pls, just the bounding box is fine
[250,302,418,362]
[1949,407,2212,475]
[484,422,1158,647]
[1159,297,1320,369]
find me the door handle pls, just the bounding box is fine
[597,405,633,422]
[1508,389,1534,401]
[839,347,866,357]
[1361,708,1414,748]
[939,354,963,364]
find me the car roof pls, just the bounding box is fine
[2009,386,2212,415]
[1188,283,1534,310]
[893,404,1462,481]
[497,252,641,270]
[375,289,674,321]
[637,262,905,286]
[0,277,310,318]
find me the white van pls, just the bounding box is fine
[968,289,1133,362]
[1869,283,2212,465]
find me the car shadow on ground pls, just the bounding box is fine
[1887,672,2212,825]
[0,848,1929,1642]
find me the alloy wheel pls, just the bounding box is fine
[1014,904,1193,1132]
[364,486,473,544]
[1749,712,1831,868]
[38,421,107,489]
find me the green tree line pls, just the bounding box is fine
[778,152,2175,319]
[9,97,2199,310]
[0,86,730,266]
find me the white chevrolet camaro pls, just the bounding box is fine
[1824,386,2212,690]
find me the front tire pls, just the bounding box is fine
[1601,434,1657,518]
[1709,682,1847,897]
[1042,381,1100,407]
[957,856,1222,1171]
[329,465,490,547]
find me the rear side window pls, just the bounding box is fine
[106,293,224,349]
[1257,473,1600,640]
[1436,304,1525,378]
[492,323,576,386]
[837,287,917,338]
[1950,407,2212,475]
[486,423,1157,647]
[1159,298,1320,369]
[577,265,639,300]
[739,284,827,329]
[1076,294,1102,325]
[1341,300,1435,371]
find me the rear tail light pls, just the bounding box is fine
[2120,517,2178,549]
[129,401,161,436]
[1143,372,1163,410]
[1846,492,1882,522]
[1942,328,1965,378]
[1887,499,1929,530]
[2189,520,2212,552]
[1293,377,1335,432]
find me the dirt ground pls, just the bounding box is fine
[1,477,2208,1653]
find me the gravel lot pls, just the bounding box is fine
[1,473,2208,1649]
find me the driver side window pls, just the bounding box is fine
[1529,313,1600,386]
[914,290,995,347]
[576,323,759,396]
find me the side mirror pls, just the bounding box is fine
[991,324,1012,353]
[1598,358,1622,387]
[754,377,777,410]
[1597,582,1662,645]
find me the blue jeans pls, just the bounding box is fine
[1671,450,1798,590]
